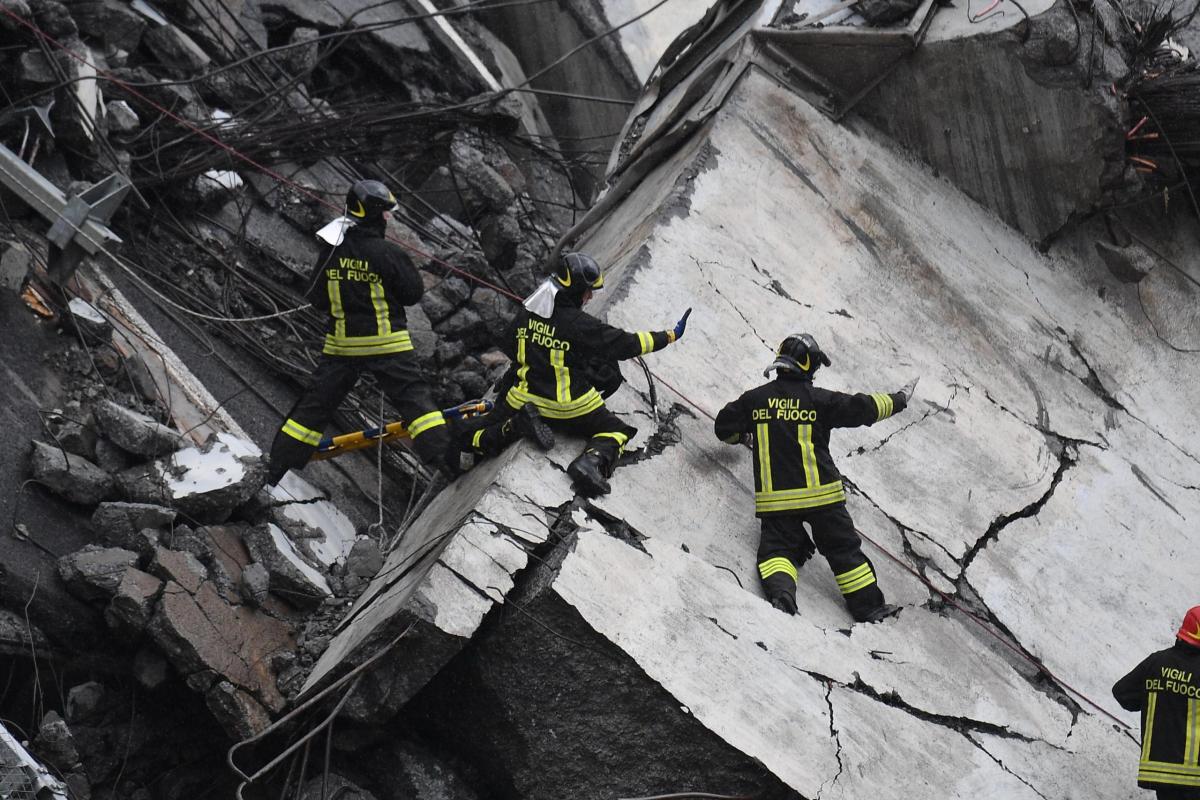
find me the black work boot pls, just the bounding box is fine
[514,402,555,451]
[567,448,611,497]
[858,604,901,624]
[770,594,797,616]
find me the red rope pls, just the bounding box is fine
[4,4,1132,732]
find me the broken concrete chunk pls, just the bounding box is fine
[240,562,270,607]
[244,524,332,608]
[104,567,163,635]
[66,682,106,724]
[1094,240,1152,283]
[57,546,139,602]
[0,241,32,292]
[65,298,112,344]
[32,711,80,775]
[142,22,212,72]
[93,399,183,458]
[346,538,383,578]
[268,473,356,567]
[286,26,320,75]
[30,440,115,506]
[16,50,57,90]
[146,580,291,713]
[92,501,175,551]
[70,0,147,50]
[148,546,207,595]
[45,404,98,461]
[106,99,140,132]
[122,433,264,523]
[205,681,272,741]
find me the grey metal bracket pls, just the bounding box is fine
[0,142,129,284]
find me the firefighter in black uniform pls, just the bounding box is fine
[460,252,690,497]
[266,179,462,484]
[714,333,917,623]
[1112,605,1200,800]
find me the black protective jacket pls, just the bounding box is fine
[501,300,673,419]
[306,225,423,357]
[1112,640,1200,790]
[714,373,906,516]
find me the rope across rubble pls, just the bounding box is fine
[0,3,1133,735]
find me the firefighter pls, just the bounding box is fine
[713,333,917,623]
[459,251,689,496]
[265,180,543,484]
[1112,605,1200,800]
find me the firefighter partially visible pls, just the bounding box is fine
[714,333,917,624]
[1112,605,1200,800]
[266,179,459,485]
[458,252,689,496]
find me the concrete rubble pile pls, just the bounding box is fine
[1,0,1198,798]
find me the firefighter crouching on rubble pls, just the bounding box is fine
[1112,605,1200,800]
[714,334,917,624]
[266,179,456,485]
[458,252,690,497]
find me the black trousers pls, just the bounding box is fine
[758,503,884,620]
[1156,787,1200,800]
[459,399,636,463]
[268,353,449,480]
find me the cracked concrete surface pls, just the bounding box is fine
[308,56,1195,796]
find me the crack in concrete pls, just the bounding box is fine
[979,386,1108,450]
[750,258,811,308]
[581,501,649,554]
[692,256,772,349]
[1057,328,1126,412]
[967,733,1052,800]
[707,616,738,640]
[958,443,1078,574]
[620,403,686,468]
[849,383,962,457]
[816,680,843,800]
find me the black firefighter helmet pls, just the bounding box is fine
[346,179,397,225]
[764,333,832,378]
[553,251,604,296]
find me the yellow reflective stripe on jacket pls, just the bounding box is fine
[755,481,846,513]
[281,418,322,446]
[756,423,772,493]
[551,349,571,403]
[328,281,346,340]
[835,562,876,594]
[471,429,485,448]
[1188,697,1199,766]
[637,331,654,355]
[1143,693,1159,763]
[322,330,413,356]
[506,386,604,419]
[407,410,446,438]
[798,423,819,487]
[592,431,630,453]
[369,282,391,336]
[871,392,894,421]
[758,557,797,582]
[1138,762,1200,787]
[516,336,529,392]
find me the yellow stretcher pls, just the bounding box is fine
[309,400,492,461]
